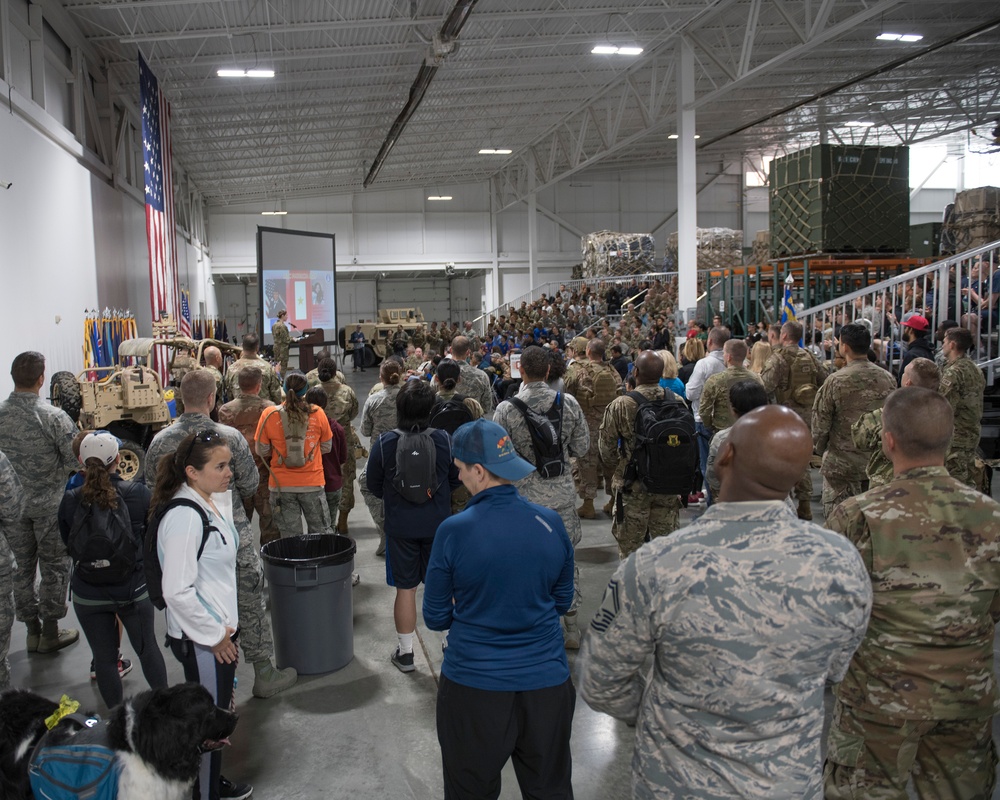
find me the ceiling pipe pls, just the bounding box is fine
[363,0,479,188]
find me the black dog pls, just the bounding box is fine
[0,682,238,799]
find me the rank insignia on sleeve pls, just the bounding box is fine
[590,578,621,633]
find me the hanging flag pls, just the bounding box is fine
[780,276,797,325]
[140,53,181,383]
[179,288,193,338]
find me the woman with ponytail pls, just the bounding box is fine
[254,371,334,537]
[359,358,405,556]
[57,432,167,708]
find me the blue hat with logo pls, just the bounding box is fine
[451,419,535,482]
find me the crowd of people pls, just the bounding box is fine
[0,260,997,799]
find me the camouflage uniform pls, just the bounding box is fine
[599,385,685,560]
[224,355,283,404]
[0,451,25,689]
[565,360,621,501]
[494,381,589,611]
[218,394,281,546]
[272,320,291,373]
[358,385,402,540]
[454,359,494,415]
[697,366,763,432]
[426,330,441,357]
[435,388,483,515]
[410,327,426,351]
[315,377,360,515]
[203,365,225,404]
[940,355,986,488]
[824,466,1000,800]
[761,344,827,519]
[580,500,872,800]
[143,412,273,663]
[812,360,896,518]
[0,393,77,627]
[852,408,894,489]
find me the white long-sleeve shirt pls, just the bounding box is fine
[158,484,239,647]
[685,350,726,423]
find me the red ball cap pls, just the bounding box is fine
[902,314,930,332]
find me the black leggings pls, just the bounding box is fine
[74,598,168,708]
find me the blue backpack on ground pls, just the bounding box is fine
[29,713,119,800]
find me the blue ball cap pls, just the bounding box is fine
[451,419,535,482]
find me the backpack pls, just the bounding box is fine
[509,394,564,479]
[624,390,697,495]
[66,485,138,586]
[258,406,319,468]
[591,364,620,408]
[429,394,474,435]
[776,348,822,408]
[390,428,440,505]
[29,714,117,800]
[144,499,217,611]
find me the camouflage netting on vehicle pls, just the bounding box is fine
[942,186,1000,254]
[581,231,656,277]
[667,227,743,271]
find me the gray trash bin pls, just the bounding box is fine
[260,534,356,675]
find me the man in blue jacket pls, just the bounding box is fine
[423,418,576,800]
[367,379,460,673]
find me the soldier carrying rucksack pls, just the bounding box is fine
[599,351,695,560]
[759,320,827,520]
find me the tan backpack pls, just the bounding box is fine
[590,364,620,408]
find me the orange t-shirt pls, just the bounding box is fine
[254,405,332,488]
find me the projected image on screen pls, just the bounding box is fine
[258,227,337,340]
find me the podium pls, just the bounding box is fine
[292,329,326,372]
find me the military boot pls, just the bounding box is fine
[25,618,41,653]
[603,497,614,516]
[336,510,349,534]
[252,660,298,699]
[562,613,581,650]
[576,499,596,520]
[37,620,79,654]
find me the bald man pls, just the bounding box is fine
[582,405,872,800]
[825,387,1000,799]
[202,345,225,417]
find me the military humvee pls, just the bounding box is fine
[49,335,240,480]
[338,308,426,367]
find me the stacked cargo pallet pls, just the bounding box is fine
[942,187,1000,254]
[751,231,770,265]
[581,231,656,277]
[667,227,743,270]
[769,145,909,257]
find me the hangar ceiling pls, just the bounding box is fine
[58,0,1000,206]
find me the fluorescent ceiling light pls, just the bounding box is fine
[668,134,700,139]
[845,120,875,127]
[428,195,453,201]
[217,68,275,78]
[261,210,287,216]
[591,45,642,55]
[899,34,923,42]
[479,148,513,155]
[876,32,922,42]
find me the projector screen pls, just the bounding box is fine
[257,226,337,344]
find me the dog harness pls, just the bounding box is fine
[29,710,119,800]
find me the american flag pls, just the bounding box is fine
[179,287,192,337]
[140,54,181,380]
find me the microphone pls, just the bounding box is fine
[289,322,298,329]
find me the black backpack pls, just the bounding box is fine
[391,428,440,505]
[428,394,474,435]
[66,485,139,586]
[509,394,564,479]
[144,499,218,610]
[624,390,697,495]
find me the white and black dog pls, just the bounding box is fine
[0,682,238,800]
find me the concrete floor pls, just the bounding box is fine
[8,366,1000,799]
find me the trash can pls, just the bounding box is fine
[260,534,356,675]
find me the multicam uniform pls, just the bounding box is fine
[580,500,872,800]
[359,384,402,542]
[0,393,76,632]
[218,394,281,546]
[203,365,225,404]
[457,360,495,415]
[224,355,283,404]
[940,355,986,488]
[144,413,273,664]
[851,408,894,489]
[494,381,589,612]
[811,360,895,518]
[697,366,763,432]
[0,451,25,689]
[314,376,360,517]
[564,359,621,503]
[599,384,685,560]
[824,466,1000,799]
[272,320,291,374]
[760,345,826,519]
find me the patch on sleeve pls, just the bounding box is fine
[590,578,621,633]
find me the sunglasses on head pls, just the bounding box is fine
[181,429,224,466]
